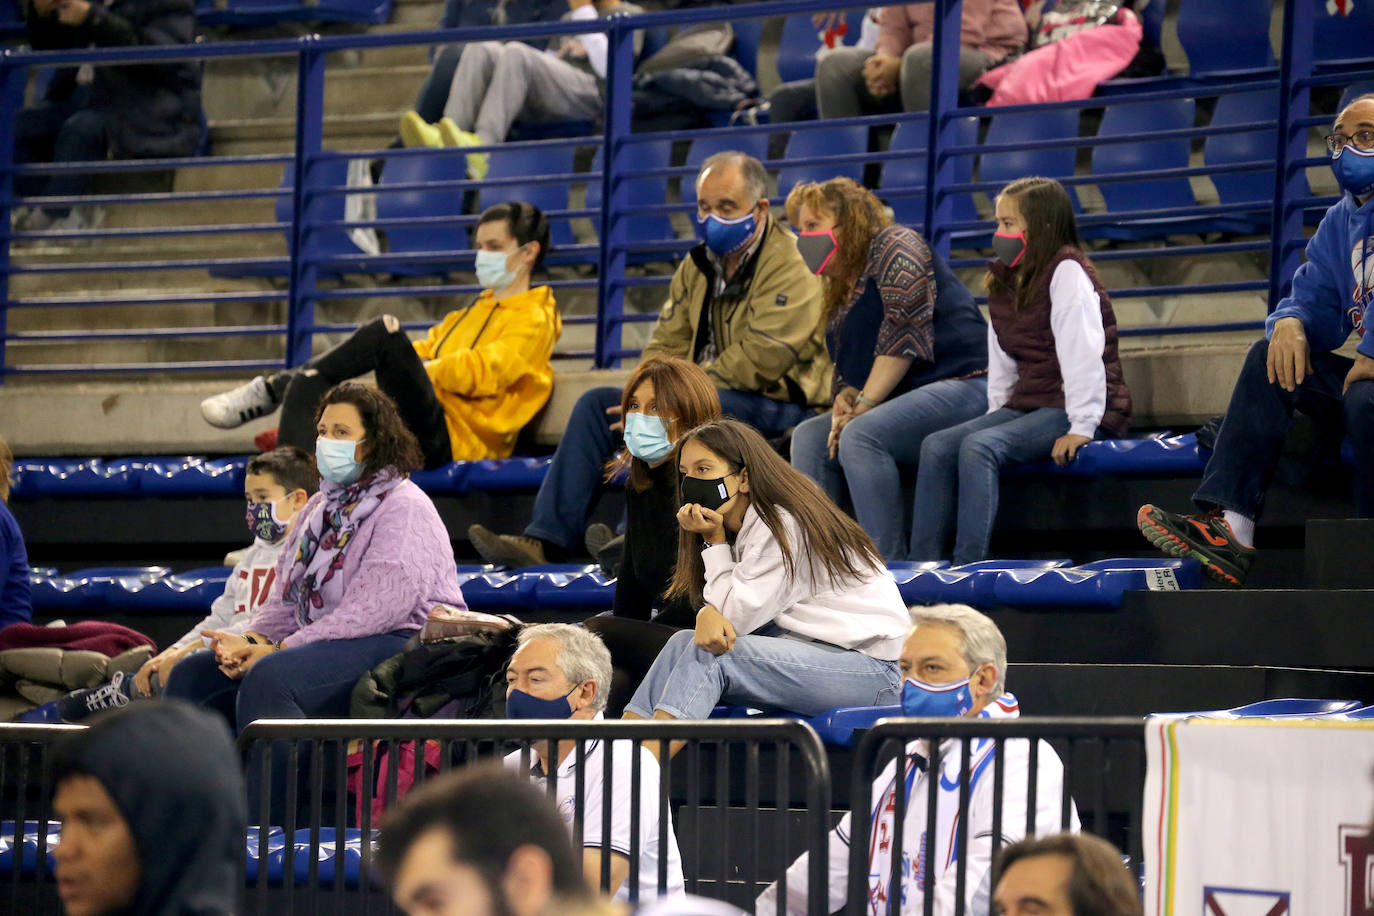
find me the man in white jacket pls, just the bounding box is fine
[756,604,1078,916]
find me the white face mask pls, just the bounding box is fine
[474,245,525,291]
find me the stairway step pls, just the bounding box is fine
[1305,519,1374,588]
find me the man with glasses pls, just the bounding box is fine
[1138,94,1374,587]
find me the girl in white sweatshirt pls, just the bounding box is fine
[621,418,910,738]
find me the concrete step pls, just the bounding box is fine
[202,60,428,123]
[210,112,399,156]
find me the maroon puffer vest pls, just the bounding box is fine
[986,246,1132,438]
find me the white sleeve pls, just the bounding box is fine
[700,534,797,637]
[755,809,851,915]
[170,562,247,650]
[568,4,611,80]
[985,324,1018,413]
[1049,260,1107,439]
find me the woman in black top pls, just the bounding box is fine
[583,357,722,713]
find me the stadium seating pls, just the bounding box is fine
[586,143,676,247]
[979,108,1082,210]
[879,118,981,237]
[375,150,470,273]
[1204,90,1283,234]
[476,145,577,249]
[778,122,868,192]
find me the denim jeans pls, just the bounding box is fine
[14,85,106,215]
[526,385,814,551]
[791,376,988,560]
[622,626,901,721]
[909,406,1071,565]
[1194,337,1374,518]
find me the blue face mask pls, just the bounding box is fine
[623,412,674,463]
[697,209,758,258]
[315,436,364,486]
[506,686,579,720]
[900,675,974,718]
[475,247,521,292]
[1331,144,1374,199]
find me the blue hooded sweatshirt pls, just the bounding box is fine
[1266,191,1374,360]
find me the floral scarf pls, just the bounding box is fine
[283,469,402,628]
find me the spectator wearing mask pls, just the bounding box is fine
[469,153,828,569]
[814,0,1025,117]
[50,702,245,916]
[502,624,685,902]
[14,0,203,233]
[0,435,32,627]
[1139,95,1374,587]
[201,202,560,468]
[757,604,1079,915]
[786,177,988,561]
[398,0,644,180]
[623,419,909,743]
[992,833,1144,916]
[56,447,317,721]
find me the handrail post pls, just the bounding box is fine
[925,0,964,258]
[595,15,635,369]
[1269,0,1313,309]
[0,53,26,385]
[287,37,327,369]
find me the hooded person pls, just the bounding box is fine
[50,701,246,916]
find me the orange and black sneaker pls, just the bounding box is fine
[1136,504,1255,588]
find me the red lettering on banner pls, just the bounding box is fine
[1340,824,1372,916]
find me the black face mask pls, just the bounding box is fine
[680,472,737,513]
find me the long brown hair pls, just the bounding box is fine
[314,382,424,478]
[985,176,1084,310]
[665,418,885,605]
[604,357,722,492]
[785,177,892,319]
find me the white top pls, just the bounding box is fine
[985,259,1108,439]
[702,506,910,661]
[755,696,1080,916]
[171,537,288,650]
[503,717,686,903]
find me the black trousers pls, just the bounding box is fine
[583,615,685,718]
[275,318,453,470]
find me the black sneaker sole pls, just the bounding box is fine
[1137,507,1248,588]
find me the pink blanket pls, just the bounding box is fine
[976,9,1143,106]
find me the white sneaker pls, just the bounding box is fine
[200,375,279,429]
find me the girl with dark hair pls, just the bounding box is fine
[785,177,988,561]
[621,419,909,737]
[165,383,466,729]
[201,201,561,468]
[581,357,721,713]
[910,176,1132,565]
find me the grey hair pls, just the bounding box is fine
[909,604,1008,697]
[698,151,768,202]
[516,624,613,712]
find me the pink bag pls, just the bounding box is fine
[345,739,444,825]
[976,8,1143,106]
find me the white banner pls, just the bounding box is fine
[1144,717,1374,916]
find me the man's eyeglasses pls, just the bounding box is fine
[1325,129,1374,153]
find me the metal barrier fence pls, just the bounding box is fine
[0,0,1370,379]
[845,717,1146,916]
[0,723,83,916]
[236,718,833,915]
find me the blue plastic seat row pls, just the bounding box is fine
[1,822,370,887]
[892,558,1202,609]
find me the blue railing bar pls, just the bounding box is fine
[10,187,289,208]
[7,324,285,342]
[936,162,1282,201]
[938,200,1284,234]
[306,172,590,197]
[304,245,600,269]
[946,78,1282,117]
[622,109,931,146]
[10,151,293,174]
[612,276,674,290]
[0,358,285,374]
[313,136,599,161]
[6,221,285,243]
[1,256,288,275]
[312,279,601,299]
[1292,68,1374,90]
[306,315,601,336]
[940,123,1281,163]
[1118,320,1267,337]
[604,313,666,327]
[307,208,598,231]
[1103,281,1268,298]
[6,290,289,308]
[944,240,1272,270]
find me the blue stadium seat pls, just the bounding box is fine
[899,559,1073,608]
[586,143,676,247]
[30,567,170,615]
[377,151,470,274]
[775,11,869,83]
[778,123,867,192]
[681,132,771,212]
[1222,698,1361,717]
[13,458,138,498]
[463,457,552,492]
[218,0,390,25]
[530,565,616,609]
[1343,705,1374,719]
[992,558,1203,609]
[1175,0,1275,79]
[1003,433,1207,478]
[1204,91,1282,235]
[980,108,1081,209]
[731,18,764,79]
[1313,3,1374,68]
[138,457,248,497]
[104,567,233,615]
[880,117,979,238]
[477,145,577,249]
[286,159,375,277]
[709,703,903,747]
[456,569,536,610]
[408,461,471,495]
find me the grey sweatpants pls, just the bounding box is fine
[443,41,603,144]
[815,44,994,116]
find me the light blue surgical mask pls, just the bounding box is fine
[316,436,364,486]
[475,247,521,292]
[696,209,759,257]
[900,675,973,718]
[623,412,674,463]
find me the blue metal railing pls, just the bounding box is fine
[0,0,1367,379]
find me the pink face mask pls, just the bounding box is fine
[797,229,840,275]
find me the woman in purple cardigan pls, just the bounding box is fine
[165,382,466,731]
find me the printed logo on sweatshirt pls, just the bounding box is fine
[1347,236,1374,330]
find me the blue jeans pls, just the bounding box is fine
[791,376,988,560]
[910,406,1071,565]
[622,626,901,721]
[14,85,106,215]
[1195,337,1374,518]
[527,385,815,550]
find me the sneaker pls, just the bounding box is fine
[1137,504,1255,588]
[585,522,616,557]
[49,205,106,237]
[400,110,444,148]
[200,375,279,429]
[585,523,624,577]
[437,119,489,180]
[57,670,134,723]
[468,524,547,569]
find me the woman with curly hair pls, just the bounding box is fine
[786,177,988,561]
[165,382,466,729]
